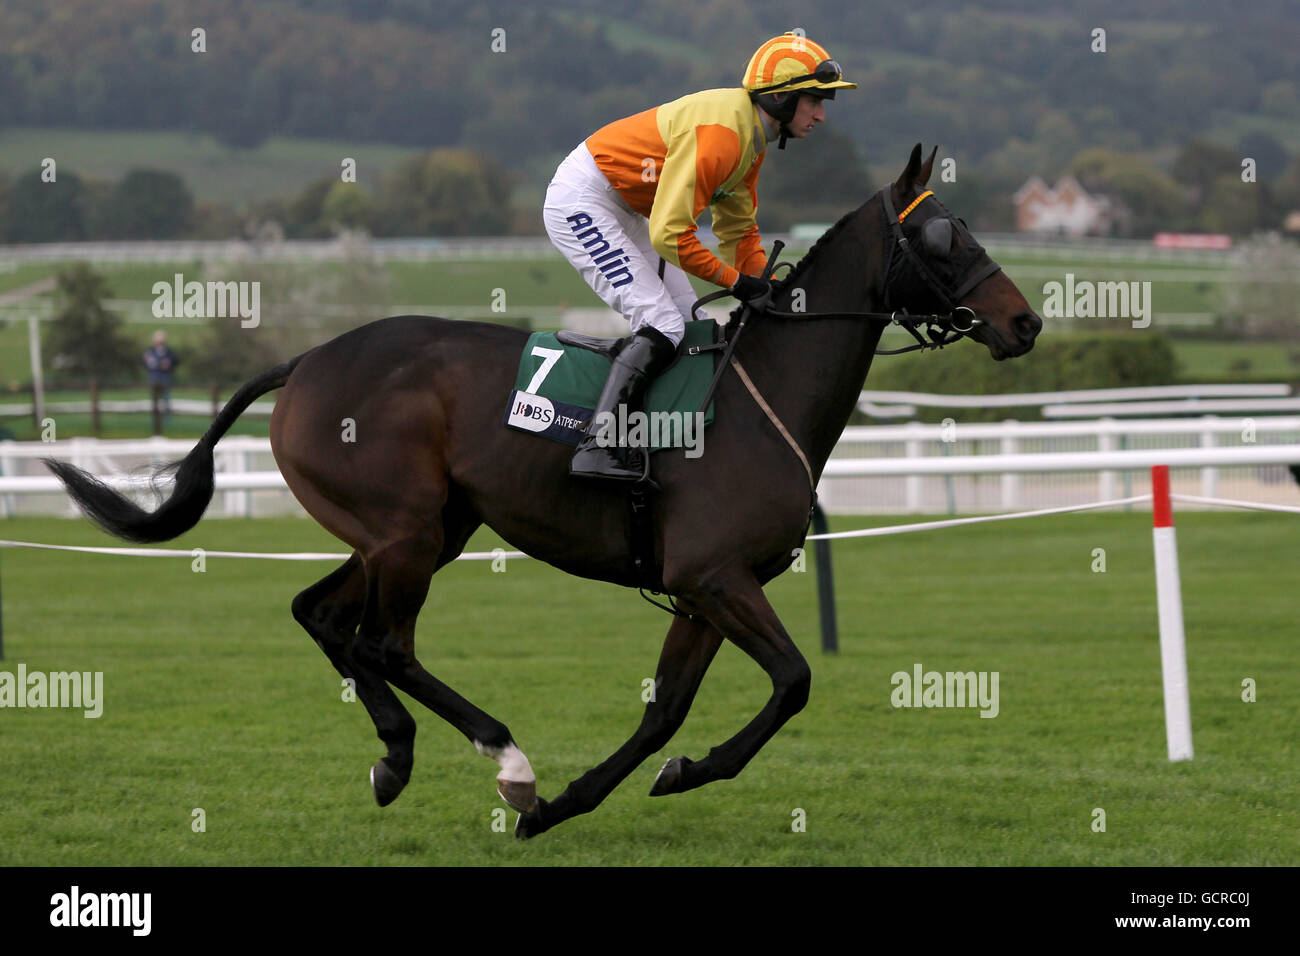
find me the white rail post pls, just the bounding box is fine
[905,434,921,513]
[1200,415,1217,499]
[222,446,252,517]
[1151,465,1193,761]
[1098,417,1117,501]
[0,443,12,517]
[1000,420,1019,511]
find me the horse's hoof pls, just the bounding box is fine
[649,755,693,796]
[514,797,551,840]
[370,758,407,807]
[497,777,537,814]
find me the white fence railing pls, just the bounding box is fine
[859,384,1292,408]
[1043,399,1300,417]
[0,435,281,519]
[823,416,1300,513]
[856,384,1293,419]
[3,416,1299,516]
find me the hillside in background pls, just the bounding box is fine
[0,0,1298,235]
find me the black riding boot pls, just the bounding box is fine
[570,326,678,482]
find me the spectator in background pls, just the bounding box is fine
[143,330,179,430]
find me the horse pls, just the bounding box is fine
[44,145,1041,838]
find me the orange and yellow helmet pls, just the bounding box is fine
[742,32,857,97]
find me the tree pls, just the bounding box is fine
[44,264,139,435]
[756,125,871,231]
[0,169,10,230]
[187,199,244,239]
[373,149,512,236]
[1259,80,1299,119]
[1274,154,1300,214]
[284,177,336,239]
[320,181,373,233]
[1237,132,1289,183]
[1199,173,1262,236]
[1070,148,1187,236]
[2,167,87,242]
[80,178,118,240]
[1172,139,1240,209]
[99,169,195,239]
[282,177,375,238]
[199,233,393,362]
[189,312,282,413]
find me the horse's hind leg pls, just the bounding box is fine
[515,612,724,839]
[292,554,418,806]
[354,529,538,814]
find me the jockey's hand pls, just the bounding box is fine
[731,273,773,308]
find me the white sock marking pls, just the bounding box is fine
[474,741,535,784]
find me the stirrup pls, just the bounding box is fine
[569,442,657,488]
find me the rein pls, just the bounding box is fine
[684,181,1002,510]
[695,286,979,355]
[690,184,998,356]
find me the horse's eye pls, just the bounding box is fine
[922,217,953,258]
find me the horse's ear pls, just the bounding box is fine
[896,143,924,200]
[918,145,939,188]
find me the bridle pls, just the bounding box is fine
[874,184,1002,353]
[690,183,1003,356]
[679,182,1005,533]
[880,187,1002,313]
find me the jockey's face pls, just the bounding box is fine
[786,93,827,138]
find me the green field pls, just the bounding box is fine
[0,511,1295,865]
[0,128,419,203]
[1170,340,1300,380]
[995,255,1230,319]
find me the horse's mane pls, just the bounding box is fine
[772,195,877,297]
[724,193,876,320]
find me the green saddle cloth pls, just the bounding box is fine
[506,320,719,449]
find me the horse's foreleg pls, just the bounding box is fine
[292,554,418,807]
[515,611,723,839]
[649,568,811,797]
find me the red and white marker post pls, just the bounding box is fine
[1151,465,1193,761]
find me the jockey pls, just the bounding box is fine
[543,31,855,482]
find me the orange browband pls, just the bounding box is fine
[898,190,934,223]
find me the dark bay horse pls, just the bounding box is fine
[45,145,1040,838]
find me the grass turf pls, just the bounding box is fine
[0,510,1295,865]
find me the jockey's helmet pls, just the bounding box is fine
[743,31,856,127]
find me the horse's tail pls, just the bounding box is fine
[43,354,306,544]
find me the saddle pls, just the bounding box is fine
[504,322,725,606]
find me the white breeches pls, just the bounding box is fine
[542,143,712,346]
